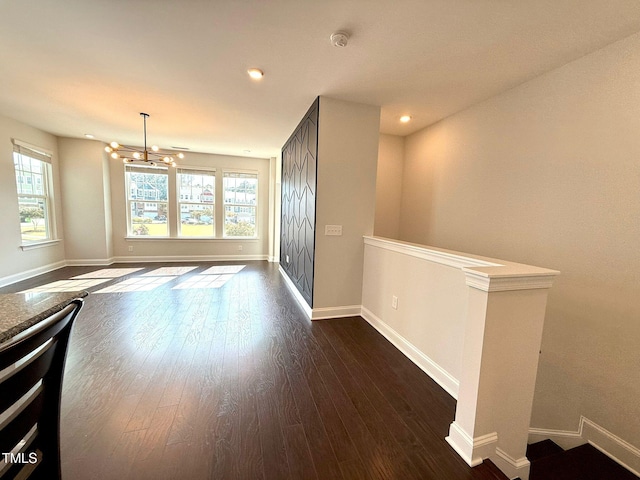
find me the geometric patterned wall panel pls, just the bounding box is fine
[280,98,319,307]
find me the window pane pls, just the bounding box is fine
[125,166,168,236]
[130,202,168,236]
[14,153,47,196]
[178,170,215,204]
[14,150,53,244]
[224,174,257,206]
[223,172,257,237]
[178,169,215,237]
[179,205,214,237]
[224,205,256,237]
[127,171,168,201]
[19,197,49,243]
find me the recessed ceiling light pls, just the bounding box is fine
[400,115,412,123]
[247,68,264,79]
[84,134,94,139]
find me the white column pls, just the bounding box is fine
[446,266,559,480]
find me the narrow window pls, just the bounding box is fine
[13,142,55,244]
[177,168,215,237]
[125,165,169,236]
[223,171,257,238]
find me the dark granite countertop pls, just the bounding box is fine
[0,291,88,344]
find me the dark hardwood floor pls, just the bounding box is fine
[527,440,639,480]
[1,261,507,479]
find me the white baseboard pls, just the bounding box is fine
[278,268,364,321]
[311,305,361,320]
[360,306,460,399]
[529,415,640,477]
[113,254,268,263]
[279,266,312,319]
[0,260,67,288]
[65,258,115,266]
[445,421,497,467]
[493,447,531,480]
[528,427,584,450]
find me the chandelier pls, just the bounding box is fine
[105,112,184,167]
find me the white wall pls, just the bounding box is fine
[374,134,404,239]
[0,114,65,285]
[361,238,469,394]
[399,30,640,458]
[314,97,380,310]
[59,138,113,263]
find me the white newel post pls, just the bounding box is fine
[446,266,559,480]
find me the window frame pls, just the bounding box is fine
[13,141,56,246]
[176,167,216,238]
[222,169,259,239]
[125,164,169,238]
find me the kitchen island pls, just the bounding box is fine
[0,291,88,344]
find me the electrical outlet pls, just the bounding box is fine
[325,225,343,236]
[128,246,134,252]
[238,245,243,251]
[392,295,398,310]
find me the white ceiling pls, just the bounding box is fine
[1,0,640,159]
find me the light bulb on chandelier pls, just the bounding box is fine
[106,113,183,167]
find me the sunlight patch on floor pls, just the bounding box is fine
[71,268,144,279]
[172,274,233,290]
[21,278,111,293]
[201,265,245,275]
[141,266,198,276]
[94,276,176,293]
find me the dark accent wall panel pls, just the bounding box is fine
[280,98,318,307]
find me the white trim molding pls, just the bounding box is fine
[529,416,640,477]
[364,236,499,269]
[114,254,268,263]
[279,265,312,319]
[0,260,67,289]
[312,305,361,320]
[279,267,363,321]
[19,239,62,251]
[66,258,115,266]
[360,306,459,398]
[463,268,558,292]
[493,447,531,480]
[445,422,497,467]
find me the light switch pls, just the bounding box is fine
[325,225,343,236]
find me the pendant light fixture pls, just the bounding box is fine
[105,112,183,167]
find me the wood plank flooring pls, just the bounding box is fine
[1,261,506,479]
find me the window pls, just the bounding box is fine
[125,165,168,236]
[223,171,257,237]
[13,141,54,244]
[177,168,215,237]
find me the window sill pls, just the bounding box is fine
[125,236,259,242]
[20,239,61,251]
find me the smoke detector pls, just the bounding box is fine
[330,31,350,47]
